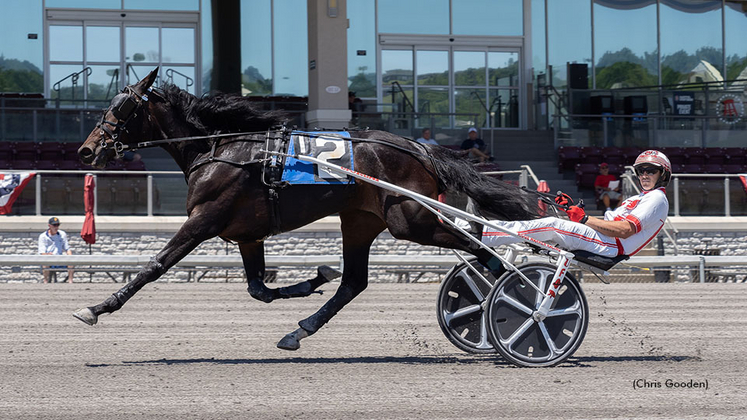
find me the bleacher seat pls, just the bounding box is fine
[34,161,58,170]
[601,147,625,165]
[63,142,82,160]
[685,148,707,165]
[575,163,599,188]
[558,146,582,172]
[56,160,82,170]
[13,142,39,161]
[723,164,746,174]
[702,164,723,174]
[10,160,37,169]
[581,147,604,164]
[124,160,146,171]
[671,163,686,174]
[39,142,64,161]
[0,145,12,161]
[724,148,745,166]
[682,164,704,174]
[705,148,727,165]
[661,147,686,165]
[621,147,642,161]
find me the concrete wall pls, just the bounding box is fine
[2,216,746,283]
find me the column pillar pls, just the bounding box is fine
[306,0,351,129]
[211,0,241,94]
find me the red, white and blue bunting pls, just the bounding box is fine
[0,172,35,214]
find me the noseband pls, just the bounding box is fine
[97,86,152,158]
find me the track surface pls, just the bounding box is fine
[0,282,744,419]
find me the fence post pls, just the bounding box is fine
[698,256,705,283]
[673,176,680,216]
[93,174,98,216]
[147,174,153,216]
[35,174,42,216]
[724,177,730,217]
[519,168,528,189]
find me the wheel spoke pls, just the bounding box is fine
[455,270,486,301]
[538,321,561,359]
[443,304,481,326]
[475,312,493,350]
[546,300,582,318]
[498,317,535,348]
[496,291,533,315]
[534,269,552,308]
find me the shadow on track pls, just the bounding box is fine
[85,354,699,368]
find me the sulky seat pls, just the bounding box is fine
[571,249,629,271]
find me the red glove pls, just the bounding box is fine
[554,192,574,207]
[566,205,588,223]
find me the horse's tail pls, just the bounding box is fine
[428,146,542,221]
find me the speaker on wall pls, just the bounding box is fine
[568,63,588,89]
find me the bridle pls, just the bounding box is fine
[96,86,153,158]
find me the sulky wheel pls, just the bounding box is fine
[436,257,500,354]
[485,263,588,367]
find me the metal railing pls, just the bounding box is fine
[0,253,744,284]
[4,169,186,217]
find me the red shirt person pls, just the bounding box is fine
[594,162,621,211]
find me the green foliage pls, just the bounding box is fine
[348,71,375,98]
[596,61,657,89]
[0,57,43,93]
[0,68,43,93]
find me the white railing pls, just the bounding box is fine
[1,254,745,283]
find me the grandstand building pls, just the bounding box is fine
[0,1,746,282]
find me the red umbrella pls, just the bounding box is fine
[81,174,96,245]
[537,180,550,216]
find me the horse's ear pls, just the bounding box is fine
[134,67,159,94]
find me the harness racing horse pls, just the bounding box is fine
[73,68,541,350]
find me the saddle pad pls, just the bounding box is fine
[281,131,354,185]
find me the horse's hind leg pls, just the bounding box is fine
[242,242,342,303]
[277,210,385,350]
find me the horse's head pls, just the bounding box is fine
[79,67,160,168]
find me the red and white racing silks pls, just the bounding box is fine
[481,187,668,258]
[606,187,669,256]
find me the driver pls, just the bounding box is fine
[478,150,671,258]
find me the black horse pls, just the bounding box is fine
[74,68,541,350]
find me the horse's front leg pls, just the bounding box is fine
[277,210,384,350]
[72,214,222,325]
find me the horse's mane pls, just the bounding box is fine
[159,84,288,134]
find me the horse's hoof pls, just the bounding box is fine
[277,333,301,351]
[72,307,98,326]
[318,265,342,282]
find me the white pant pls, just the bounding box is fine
[481,217,621,258]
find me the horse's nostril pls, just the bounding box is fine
[79,146,94,161]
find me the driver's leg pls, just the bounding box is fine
[481,217,619,257]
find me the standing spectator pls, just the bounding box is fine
[38,217,74,283]
[594,162,621,212]
[415,128,438,145]
[460,127,491,163]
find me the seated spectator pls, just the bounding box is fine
[594,162,621,211]
[38,217,74,283]
[415,128,438,145]
[460,128,491,163]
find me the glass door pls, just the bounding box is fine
[380,45,522,129]
[47,15,198,102]
[125,24,196,92]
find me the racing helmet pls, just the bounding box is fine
[633,150,671,189]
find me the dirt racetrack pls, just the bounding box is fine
[0,281,745,419]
